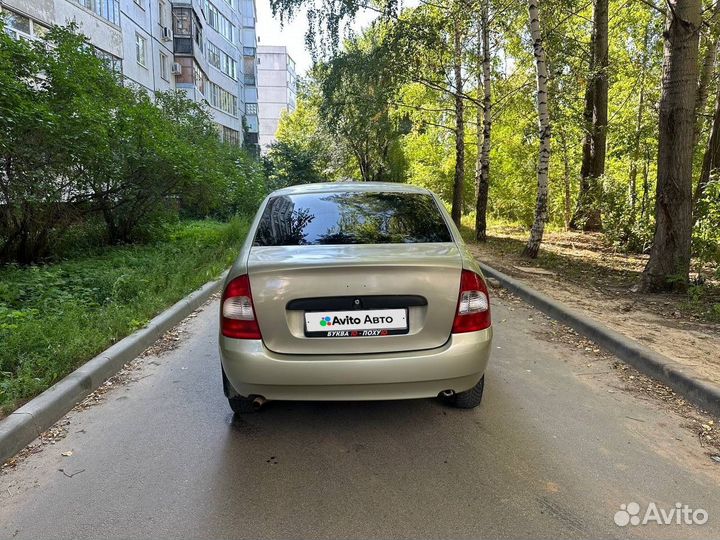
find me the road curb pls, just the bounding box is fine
[479,262,720,418]
[0,273,227,465]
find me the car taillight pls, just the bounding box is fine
[452,270,491,333]
[221,275,262,339]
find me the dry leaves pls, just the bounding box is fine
[508,295,720,460]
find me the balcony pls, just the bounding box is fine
[172,7,203,57]
[174,37,193,54]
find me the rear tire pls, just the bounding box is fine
[222,367,256,414]
[228,395,256,414]
[450,375,485,409]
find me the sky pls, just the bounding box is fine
[254,0,380,75]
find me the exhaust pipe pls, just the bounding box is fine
[252,396,267,411]
[441,390,455,398]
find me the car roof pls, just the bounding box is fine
[269,182,433,197]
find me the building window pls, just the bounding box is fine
[243,55,255,85]
[160,52,169,80]
[4,10,30,35]
[172,7,192,35]
[227,56,237,79]
[194,20,203,52]
[135,33,147,67]
[158,0,167,26]
[245,103,257,115]
[134,0,144,8]
[242,46,255,56]
[242,0,254,19]
[222,126,240,145]
[204,1,235,43]
[94,47,123,74]
[174,37,192,54]
[75,0,120,25]
[207,42,237,80]
[193,61,206,94]
[207,42,220,71]
[2,9,49,40]
[208,82,237,116]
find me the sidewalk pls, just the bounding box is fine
[468,229,720,390]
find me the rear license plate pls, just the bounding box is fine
[304,309,408,338]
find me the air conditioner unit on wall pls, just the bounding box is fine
[162,27,172,41]
[171,62,182,75]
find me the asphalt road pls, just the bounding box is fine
[1,295,719,539]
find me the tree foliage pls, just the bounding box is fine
[267,0,720,288]
[315,27,409,182]
[0,21,265,263]
[264,83,351,187]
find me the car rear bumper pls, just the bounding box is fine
[219,328,492,401]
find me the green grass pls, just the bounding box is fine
[0,217,249,416]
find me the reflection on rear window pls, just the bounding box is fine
[253,191,453,246]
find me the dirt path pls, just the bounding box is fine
[468,228,720,388]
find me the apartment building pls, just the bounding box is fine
[0,0,259,150]
[257,45,296,151]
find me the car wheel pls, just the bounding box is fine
[450,375,485,409]
[228,395,256,414]
[222,367,256,414]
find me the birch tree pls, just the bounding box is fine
[451,17,466,226]
[475,0,492,242]
[523,0,551,259]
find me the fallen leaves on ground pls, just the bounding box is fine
[502,292,720,461]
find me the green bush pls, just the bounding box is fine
[0,20,266,263]
[602,175,655,253]
[693,178,720,270]
[0,218,248,415]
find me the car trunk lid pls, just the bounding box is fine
[247,243,462,355]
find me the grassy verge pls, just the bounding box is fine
[0,218,248,416]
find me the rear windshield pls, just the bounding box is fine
[253,191,453,246]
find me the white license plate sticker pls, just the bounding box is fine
[305,309,408,338]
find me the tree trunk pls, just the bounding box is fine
[628,23,650,219]
[560,132,571,230]
[640,0,701,293]
[573,74,597,228]
[523,0,551,259]
[694,84,720,220]
[692,0,720,217]
[570,0,608,232]
[693,0,720,147]
[475,1,492,242]
[451,22,465,227]
[640,146,650,221]
[628,85,645,215]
